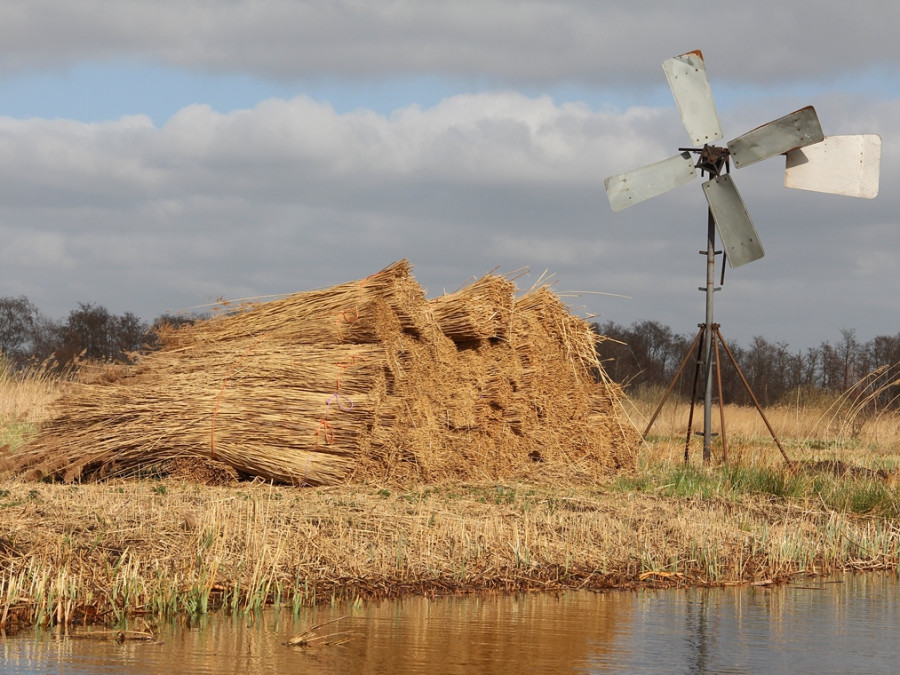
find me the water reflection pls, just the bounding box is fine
[1,573,898,674]
[342,589,632,674]
[602,573,900,673]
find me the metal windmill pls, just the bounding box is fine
[604,50,881,464]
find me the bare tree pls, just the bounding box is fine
[113,312,151,360]
[595,320,898,411]
[0,296,39,365]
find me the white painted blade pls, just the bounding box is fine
[663,50,723,146]
[785,134,881,199]
[702,175,765,268]
[727,107,824,169]
[604,152,696,212]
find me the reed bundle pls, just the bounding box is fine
[4,261,637,486]
[429,274,515,342]
[160,260,426,349]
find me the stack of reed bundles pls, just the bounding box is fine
[4,261,637,486]
[428,273,515,343]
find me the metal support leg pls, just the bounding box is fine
[714,326,793,468]
[643,327,704,439]
[713,328,727,463]
[702,208,717,463]
[684,327,706,464]
[642,324,792,469]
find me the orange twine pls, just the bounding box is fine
[210,335,267,460]
[314,354,361,450]
[334,275,374,341]
[335,355,358,392]
[314,419,335,449]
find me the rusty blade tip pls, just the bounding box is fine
[680,49,704,60]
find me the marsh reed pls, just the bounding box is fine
[2,343,898,632]
[2,465,899,632]
[625,364,900,469]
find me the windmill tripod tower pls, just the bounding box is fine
[605,50,881,464]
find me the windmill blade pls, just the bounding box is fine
[604,152,696,212]
[702,174,765,268]
[727,107,824,169]
[663,50,723,146]
[784,134,881,198]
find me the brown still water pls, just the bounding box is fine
[1,573,898,674]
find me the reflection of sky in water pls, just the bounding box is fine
[1,574,898,674]
[593,573,900,674]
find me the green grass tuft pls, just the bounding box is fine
[614,458,900,519]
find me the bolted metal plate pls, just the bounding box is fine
[702,174,765,268]
[727,107,824,169]
[663,50,723,146]
[785,134,881,199]
[604,152,696,212]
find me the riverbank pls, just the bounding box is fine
[3,362,899,632]
[3,460,899,633]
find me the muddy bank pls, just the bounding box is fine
[2,475,898,632]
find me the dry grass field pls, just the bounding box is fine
[624,370,900,470]
[0,360,67,452]
[1,360,898,632]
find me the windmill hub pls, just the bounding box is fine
[699,144,728,177]
[685,144,730,178]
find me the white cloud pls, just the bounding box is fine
[4,1,900,87]
[0,92,627,313]
[0,2,897,350]
[0,229,72,269]
[0,87,894,351]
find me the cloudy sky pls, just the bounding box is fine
[1,1,897,351]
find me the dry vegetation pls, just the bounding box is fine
[1,261,636,485]
[2,289,899,633]
[625,366,900,470]
[1,464,898,633]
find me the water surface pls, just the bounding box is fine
[1,573,898,673]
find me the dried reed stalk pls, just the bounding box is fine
[9,343,384,486]
[429,274,515,343]
[160,260,426,349]
[5,261,637,486]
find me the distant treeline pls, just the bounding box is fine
[0,295,196,368]
[594,320,900,410]
[1,295,897,410]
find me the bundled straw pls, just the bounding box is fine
[3,261,638,486]
[429,274,515,343]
